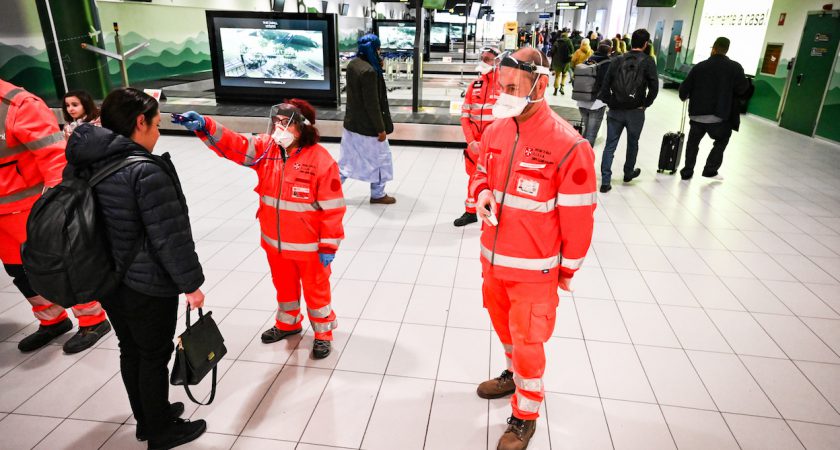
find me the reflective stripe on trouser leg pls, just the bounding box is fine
[299,257,337,340]
[276,300,304,331]
[71,301,107,327]
[27,295,68,326]
[504,343,513,370]
[264,251,304,331]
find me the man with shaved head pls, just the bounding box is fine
[469,47,597,450]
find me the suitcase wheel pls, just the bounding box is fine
[657,169,663,174]
[669,170,677,175]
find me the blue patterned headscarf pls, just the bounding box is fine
[357,33,383,75]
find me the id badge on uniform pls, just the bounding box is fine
[516,177,540,197]
[292,185,310,200]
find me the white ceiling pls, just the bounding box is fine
[488,0,583,14]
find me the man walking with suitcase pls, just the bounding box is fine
[596,29,659,193]
[678,37,750,180]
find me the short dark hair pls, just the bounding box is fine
[713,37,731,53]
[100,88,158,138]
[62,90,99,123]
[285,98,320,148]
[631,29,651,49]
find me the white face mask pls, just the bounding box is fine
[272,123,295,148]
[492,80,544,119]
[476,61,494,75]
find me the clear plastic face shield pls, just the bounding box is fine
[268,103,311,149]
[475,47,500,75]
[492,51,551,119]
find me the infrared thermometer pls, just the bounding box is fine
[170,113,188,124]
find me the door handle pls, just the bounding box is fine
[796,73,804,86]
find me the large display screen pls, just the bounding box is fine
[431,24,449,45]
[377,22,416,50]
[692,0,772,76]
[450,24,464,41]
[207,11,340,104]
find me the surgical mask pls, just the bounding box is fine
[476,61,493,75]
[272,124,295,148]
[492,81,544,119]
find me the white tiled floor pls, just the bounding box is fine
[1,87,840,449]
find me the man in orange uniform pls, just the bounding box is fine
[0,79,110,354]
[469,49,597,450]
[454,47,499,227]
[175,100,344,359]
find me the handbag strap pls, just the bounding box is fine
[184,307,205,331]
[178,349,218,406]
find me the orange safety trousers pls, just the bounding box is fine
[0,211,106,327]
[265,249,337,341]
[483,269,558,421]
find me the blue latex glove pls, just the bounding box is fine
[172,111,205,132]
[319,253,335,268]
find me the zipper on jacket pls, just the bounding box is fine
[275,150,286,252]
[491,122,520,266]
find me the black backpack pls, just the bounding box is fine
[612,53,647,108]
[21,155,157,307]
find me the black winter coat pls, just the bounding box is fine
[65,125,204,297]
[678,54,750,131]
[343,57,394,137]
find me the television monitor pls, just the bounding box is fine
[206,11,340,105]
[375,21,416,50]
[338,16,367,53]
[450,24,464,41]
[430,24,449,45]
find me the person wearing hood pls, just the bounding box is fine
[549,31,574,95]
[174,99,345,360]
[66,87,206,449]
[339,33,396,204]
[454,46,500,227]
[469,48,596,450]
[570,38,594,68]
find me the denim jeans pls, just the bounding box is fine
[681,121,732,178]
[579,106,606,148]
[601,108,646,185]
[340,175,387,199]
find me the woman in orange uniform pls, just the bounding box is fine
[175,100,345,359]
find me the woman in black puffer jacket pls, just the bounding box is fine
[65,88,206,450]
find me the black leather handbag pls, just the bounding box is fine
[170,308,226,405]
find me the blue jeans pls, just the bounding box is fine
[579,106,606,148]
[340,175,387,199]
[601,108,645,185]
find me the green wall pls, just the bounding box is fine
[0,1,56,100]
[815,56,840,142]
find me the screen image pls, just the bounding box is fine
[221,28,325,80]
[450,24,464,40]
[431,24,449,45]
[692,0,772,76]
[338,17,367,53]
[378,24,416,50]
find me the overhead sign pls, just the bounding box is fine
[539,13,553,19]
[556,1,586,9]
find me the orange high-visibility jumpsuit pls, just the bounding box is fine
[0,80,106,327]
[461,70,499,214]
[470,101,597,420]
[196,117,345,340]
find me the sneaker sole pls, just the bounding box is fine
[149,422,207,450]
[476,387,516,400]
[63,322,112,354]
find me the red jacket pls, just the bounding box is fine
[461,70,499,147]
[469,102,597,282]
[197,117,345,261]
[0,80,66,214]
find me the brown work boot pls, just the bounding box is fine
[497,416,536,450]
[477,369,516,399]
[370,194,396,204]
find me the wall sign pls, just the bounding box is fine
[778,13,786,25]
[815,33,830,42]
[811,47,829,57]
[693,0,774,76]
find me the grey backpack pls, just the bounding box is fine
[572,59,610,101]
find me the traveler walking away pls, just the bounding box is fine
[62,90,100,139]
[678,37,750,180]
[0,79,111,354]
[339,34,396,204]
[470,48,597,450]
[455,46,500,227]
[66,87,207,449]
[174,99,344,360]
[596,29,659,193]
[573,40,614,147]
[550,31,573,95]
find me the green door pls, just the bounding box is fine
[780,11,840,136]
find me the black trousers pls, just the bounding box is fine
[101,284,178,438]
[682,121,733,178]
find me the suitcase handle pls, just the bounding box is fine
[679,101,688,134]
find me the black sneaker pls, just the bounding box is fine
[18,318,72,353]
[453,212,478,227]
[63,319,111,354]
[147,418,206,450]
[136,402,185,441]
[680,169,693,181]
[312,339,331,359]
[623,168,641,183]
[599,185,612,193]
[261,326,302,344]
[559,86,565,95]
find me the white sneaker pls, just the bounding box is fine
[703,173,724,181]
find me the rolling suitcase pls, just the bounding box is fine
[657,102,687,175]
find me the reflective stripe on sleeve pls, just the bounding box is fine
[513,375,544,392]
[261,195,318,212]
[480,245,560,271]
[261,232,319,252]
[22,131,63,151]
[0,183,44,205]
[494,190,556,213]
[307,305,333,319]
[560,256,584,271]
[276,310,302,325]
[212,123,224,140]
[516,395,542,413]
[476,164,487,174]
[243,138,257,165]
[319,238,342,247]
[315,198,346,210]
[312,319,338,333]
[277,300,300,312]
[556,192,597,207]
